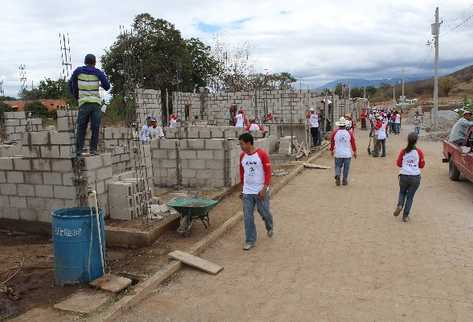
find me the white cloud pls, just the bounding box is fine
[1,0,473,96]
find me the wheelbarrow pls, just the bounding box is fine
[167,198,219,237]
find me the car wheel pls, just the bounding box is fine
[449,158,461,181]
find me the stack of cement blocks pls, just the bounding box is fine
[80,154,114,214]
[107,176,150,220]
[150,138,240,188]
[136,88,162,126]
[3,112,44,142]
[56,109,78,133]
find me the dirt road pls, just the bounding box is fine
[117,128,473,322]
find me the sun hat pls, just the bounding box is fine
[335,117,347,127]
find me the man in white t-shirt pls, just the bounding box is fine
[235,111,245,128]
[330,117,357,186]
[307,108,320,147]
[239,132,273,251]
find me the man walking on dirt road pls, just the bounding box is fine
[239,133,274,251]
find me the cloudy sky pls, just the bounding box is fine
[1,0,473,96]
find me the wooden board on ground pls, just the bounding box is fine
[169,250,223,275]
[54,289,110,314]
[90,273,132,293]
[303,163,330,170]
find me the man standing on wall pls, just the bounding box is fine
[69,54,110,156]
[239,133,274,251]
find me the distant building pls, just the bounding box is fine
[2,99,68,112]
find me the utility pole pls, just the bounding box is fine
[401,69,405,112]
[431,7,442,129]
[0,80,4,96]
[18,65,27,92]
[392,83,396,109]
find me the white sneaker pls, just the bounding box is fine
[243,243,255,251]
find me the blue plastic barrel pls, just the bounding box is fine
[52,207,106,285]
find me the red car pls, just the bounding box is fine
[442,126,473,182]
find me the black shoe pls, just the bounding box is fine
[393,206,402,217]
[342,179,348,186]
[402,216,409,222]
[335,176,341,186]
[90,151,99,156]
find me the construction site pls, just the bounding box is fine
[2,2,473,322]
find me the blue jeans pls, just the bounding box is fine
[335,158,351,180]
[415,126,421,135]
[76,103,102,154]
[243,193,273,245]
[397,175,421,217]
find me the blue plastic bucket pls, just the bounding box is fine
[52,207,106,285]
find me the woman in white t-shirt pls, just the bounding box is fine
[393,132,425,222]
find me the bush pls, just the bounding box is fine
[24,101,51,118]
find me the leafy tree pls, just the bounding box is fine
[101,13,221,98]
[334,83,343,96]
[350,87,363,98]
[0,96,16,101]
[24,101,50,118]
[440,78,453,97]
[19,78,75,106]
[365,86,377,97]
[0,101,14,114]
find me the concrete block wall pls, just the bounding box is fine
[171,89,329,126]
[164,126,253,140]
[136,88,162,126]
[2,111,44,142]
[150,138,240,188]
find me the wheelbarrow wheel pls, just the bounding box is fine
[177,215,193,236]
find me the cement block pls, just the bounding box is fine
[206,160,224,169]
[97,167,113,181]
[62,173,74,186]
[35,185,54,198]
[7,171,24,184]
[0,183,18,196]
[54,186,77,199]
[17,184,35,197]
[50,132,73,145]
[188,159,206,169]
[37,210,52,223]
[32,159,51,171]
[160,139,177,150]
[31,131,50,145]
[51,160,73,172]
[0,171,5,183]
[1,207,19,220]
[10,196,27,208]
[0,158,14,170]
[180,150,196,160]
[205,139,224,150]
[40,146,61,158]
[187,139,205,150]
[43,172,62,185]
[13,158,31,171]
[24,172,43,184]
[18,208,38,221]
[0,196,9,207]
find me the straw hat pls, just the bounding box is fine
[335,117,348,127]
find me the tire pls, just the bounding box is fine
[449,158,461,181]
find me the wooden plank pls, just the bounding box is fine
[90,273,133,293]
[168,250,223,275]
[303,163,330,169]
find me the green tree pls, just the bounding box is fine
[0,101,14,114]
[19,78,75,106]
[24,101,50,118]
[440,78,453,97]
[101,13,221,98]
[334,83,343,96]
